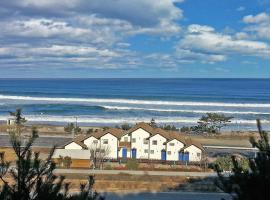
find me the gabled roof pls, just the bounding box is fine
[99,128,124,139]
[126,122,155,135]
[63,140,88,149]
[183,138,204,151]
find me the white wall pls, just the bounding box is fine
[83,136,100,148]
[119,133,131,158]
[120,134,130,142]
[64,142,83,150]
[166,139,185,161]
[100,133,118,159]
[53,149,90,159]
[131,128,150,159]
[184,145,202,162]
[149,134,167,160]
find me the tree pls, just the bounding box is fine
[0,117,103,199]
[64,123,81,135]
[197,113,233,134]
[121,123,131,131]
[180,126,191,133]
[64,123,75,134]
[161,124,178,131]
[87,129,94,135]
[9,108,27,126]
[149,118,157,128]
[89,143,111,170]
[215,119,270,200]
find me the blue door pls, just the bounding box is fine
[122,148,127,158]
[131,149,137,159]
[161,150,166,161]
[184,152,189,162]
[178,152,184,161]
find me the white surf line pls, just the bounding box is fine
[0,94,270,108]
[0,115,268,124]
[103,105,270,115]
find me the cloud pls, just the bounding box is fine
[175,24,270,62]
[2,0,183,31]
[243,12,270,40]
[243,12,269,23]
[1,18,90,38]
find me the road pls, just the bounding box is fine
[0,134,71,148]
[104,192,231,200]
[54,169,217,177]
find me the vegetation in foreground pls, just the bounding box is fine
[0,109,103,200]
[215,119,270,200]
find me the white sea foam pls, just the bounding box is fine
[0,94,270,108]
[0,115,267,124]
[102,106,270,115]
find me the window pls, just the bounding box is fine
[103,139,108,144]
[144,149,148,153]
[93,140,98,144]
[169,143,174,146]
[150,150,154,154]
[100,149,105,153]
[167,151,171,155]
[132,138,136,143]
[143,138,149,144]
[152,140,157,145]
[197,153,201,157]
[124,137,128,142]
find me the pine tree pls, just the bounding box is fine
[0,110,103,200]
[215,119,270,200]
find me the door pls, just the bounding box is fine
[178,151,184,161]
[131,148,137,159]
[161,150,166,161]
[184,152,189,162]
[122,148,127,158]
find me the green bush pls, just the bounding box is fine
[126,159,139,170]
[215,156,233,171]
[215,155,249,171]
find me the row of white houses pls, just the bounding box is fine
[61,122,204,162]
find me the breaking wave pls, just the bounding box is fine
[102,106,270,115]
[1,94,270,108]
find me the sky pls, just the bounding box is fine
[0,0,270,78]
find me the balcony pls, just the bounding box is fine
[119,141,131,148]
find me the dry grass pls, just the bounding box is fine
[0,147,17,162]
[62,174,188,193]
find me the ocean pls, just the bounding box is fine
[0,78,269,131]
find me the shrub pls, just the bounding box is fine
[63,156,72,168]
[215,155,249,172]
[126,159,139,170]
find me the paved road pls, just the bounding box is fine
[0,134,71,148]
[104,192,231,200]
[54,169,217,177]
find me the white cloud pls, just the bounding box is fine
[2,0,183,30]
[176,24,270,62]
[2,18,89,38]
[243,12,270,39]
[243,12,270,23]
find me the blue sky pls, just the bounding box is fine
[0,0,270,78]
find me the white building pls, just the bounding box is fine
[59,122,204,162]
